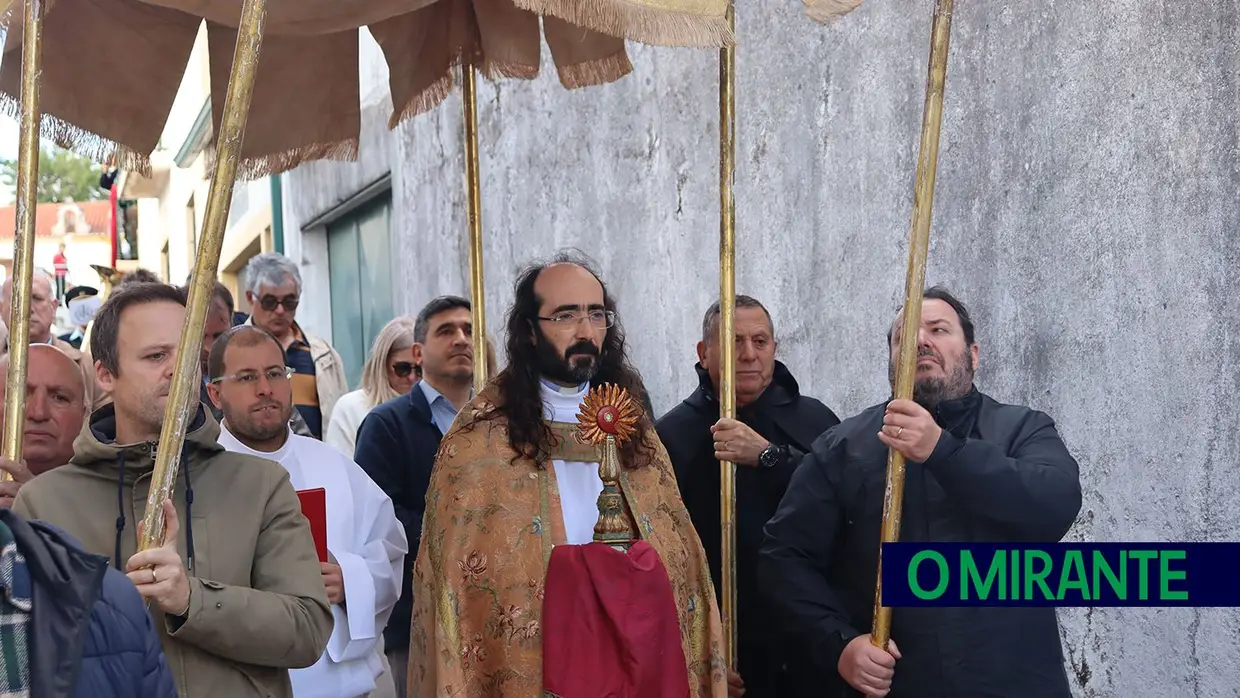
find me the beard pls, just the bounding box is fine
[222,398,292,443]
[889,345,974,409]
[535,327,601,385]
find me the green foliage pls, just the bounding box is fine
[0,146,106,204]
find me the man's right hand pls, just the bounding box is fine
[838,634,901,697]
[0,457,33,509]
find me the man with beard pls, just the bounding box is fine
[658,295,840,698]
[757,287,1082,698]
[354,295,475,698]
[193,281,314,437]
[407,255,734,698]
[13,283,333,698]
[208,325,408,698]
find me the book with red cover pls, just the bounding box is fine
[296,488,328,563]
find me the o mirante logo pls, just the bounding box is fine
[880,543,1240,607]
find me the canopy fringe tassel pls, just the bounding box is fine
[511,0,735,48]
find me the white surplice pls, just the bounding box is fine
[540,380,605,545]
[218,424,409,698]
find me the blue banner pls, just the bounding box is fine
[880,542,1240,607]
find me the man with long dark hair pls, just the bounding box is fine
[408,253,733,697]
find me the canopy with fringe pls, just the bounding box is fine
[804,0,864,25]
[0,0,732,180]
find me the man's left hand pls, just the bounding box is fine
[0,457,32,509]
[126,499,191,616]
[321,562,345,604]
[712,418,769,467]
[877,399,942,463]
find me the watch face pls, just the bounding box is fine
[760,446,778,468]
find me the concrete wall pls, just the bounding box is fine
[283,3,1240,694]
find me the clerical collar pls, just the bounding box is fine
[540,378,588,395]
[539,379,588,423]
[219,423,295,462]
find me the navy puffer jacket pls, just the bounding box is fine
[1,510,176,698]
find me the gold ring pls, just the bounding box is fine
[151,568,158,584]
[895,427,903,438]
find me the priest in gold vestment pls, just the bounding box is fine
[407,255,734,697]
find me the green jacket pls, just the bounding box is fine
[15,405,333,698]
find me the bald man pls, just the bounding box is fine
[1,271,101,408]
[0,344,90,507]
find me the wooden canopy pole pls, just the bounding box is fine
[871,0,955,649]
[462,61,487,393]
[1,0,47,480]
[717,0,739,668]
[138,0,269,552]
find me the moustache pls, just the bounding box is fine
[564,341,600,359]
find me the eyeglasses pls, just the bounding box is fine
[258,295,299,312]
[210,366,294,387]
[392,361,415,378]
[537,310,616,333]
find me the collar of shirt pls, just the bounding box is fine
[288,322,311,349]
[419,380,469,435]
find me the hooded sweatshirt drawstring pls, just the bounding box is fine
[113,451,127,570]
[110,445,198,573]
[182,442,196,573]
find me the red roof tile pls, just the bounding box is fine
[0,199,112,240]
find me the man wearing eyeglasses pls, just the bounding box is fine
[208,325,408,698]
[242,253,348,440]
[408,254,734,698]
[353,295,476,698]
[195,280,315,439]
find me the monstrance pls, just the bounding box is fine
[576,383,641,551]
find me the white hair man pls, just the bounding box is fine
[1,268,100,407]
[242,252,348,440]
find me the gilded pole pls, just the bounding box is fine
[717,0,739,669]
[871,0,954,649]
[1,0,47,478]
[462,60,487,393]
[138,0,269,552]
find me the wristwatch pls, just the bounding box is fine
[758,443,787,469]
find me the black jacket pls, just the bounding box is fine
[353,385,443,653]
[758,388,1082,698]
[657,361,839,697]
[2,510,176,698]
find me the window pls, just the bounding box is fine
[326,193,394,389]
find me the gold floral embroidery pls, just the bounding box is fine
[409,384,727,697]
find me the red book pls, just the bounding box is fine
[296,488,328,563]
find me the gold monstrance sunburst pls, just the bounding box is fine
[577,384,641,551]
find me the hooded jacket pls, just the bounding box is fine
[1,509,176,698]
[13,404,334,698]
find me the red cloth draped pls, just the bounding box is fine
[542,540,691,698]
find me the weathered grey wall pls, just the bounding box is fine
[285,2,1240,694]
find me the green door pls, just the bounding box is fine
[326,194,394,390]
